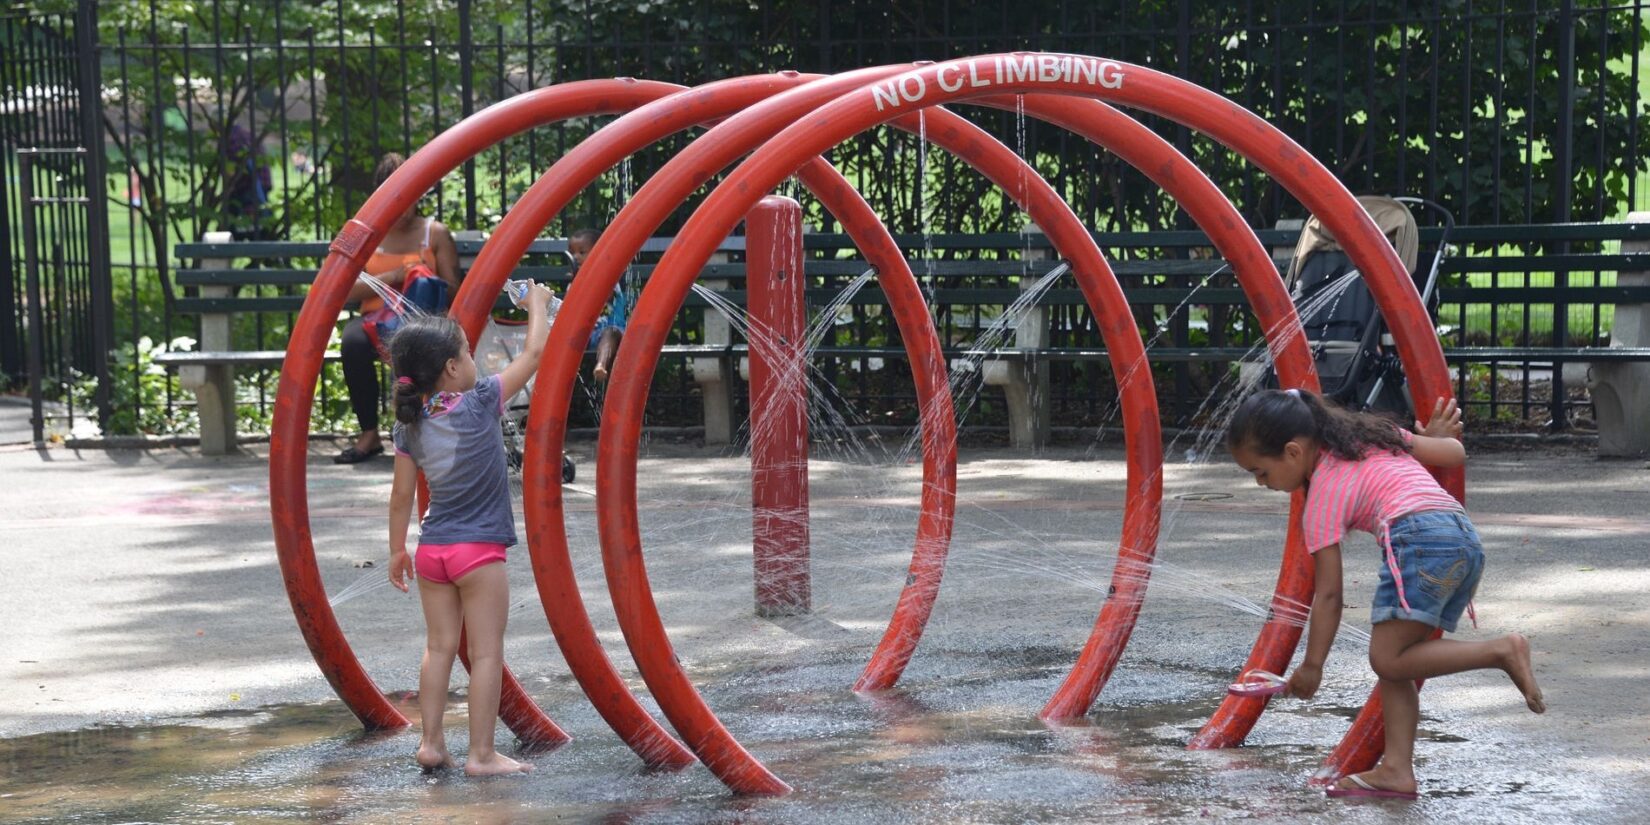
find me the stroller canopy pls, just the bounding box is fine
[1285,195,1419,290]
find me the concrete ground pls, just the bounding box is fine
[0,436,1646,823]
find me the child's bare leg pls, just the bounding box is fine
[456,562,532,776]
[1360,677,1423,793]
[416,577,462,771]
[593,328,621,383]
[1369,619,1544,713]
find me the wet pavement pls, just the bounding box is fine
[1,439,1646,823]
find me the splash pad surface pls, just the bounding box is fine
[3,443,1645,822]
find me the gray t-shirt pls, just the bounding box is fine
[392,374,517,547]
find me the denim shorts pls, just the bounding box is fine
[1372,509,1485,632]
[588,317,623,348]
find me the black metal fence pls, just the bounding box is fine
[5,0,1650,434]
[1,6,112,439]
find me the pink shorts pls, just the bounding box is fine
[415,541,507,584]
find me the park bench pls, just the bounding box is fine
[161,220,1650,456]
[160,231,751,453]
[752,221,1650,452]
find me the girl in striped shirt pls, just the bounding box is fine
[1226,388,1544,800]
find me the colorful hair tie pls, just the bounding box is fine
[396,376,415,386]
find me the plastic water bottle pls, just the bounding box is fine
[505,279,562,317]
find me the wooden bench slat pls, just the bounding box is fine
[175,236,749,259]
[1436,286,1650,303]
[173,285,1650,316]
[167,251,1650,288]
[171,222,1650,263]
[171,256,1272,288]
[177,269,321,286]
[1443,347,1650,362]
[153,350,340,366]
[1440,253,1650,272]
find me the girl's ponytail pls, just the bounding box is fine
[386,316,466,426]
[393,376,424,425]
[1228,387,1408,460]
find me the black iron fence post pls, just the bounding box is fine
[75,0,112,426]
[1551,0,1577,430]
[459,0,477,229]
[17,147,94,445]
[20,151,46,445]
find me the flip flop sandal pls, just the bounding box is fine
[1325,773,1419,800]
[1226,669,1289,697]
[332,444,385,464]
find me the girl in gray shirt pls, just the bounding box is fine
[385,284,553,777]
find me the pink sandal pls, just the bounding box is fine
[1325,773,1419,800]
[1226,669,1289,697]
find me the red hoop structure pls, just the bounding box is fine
[269,78,679,742]
[268,53,1463,798]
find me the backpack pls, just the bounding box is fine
[362,263,449,361]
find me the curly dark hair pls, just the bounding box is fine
[1226,388,1408,461]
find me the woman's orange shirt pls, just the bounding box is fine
[360,218,434,313]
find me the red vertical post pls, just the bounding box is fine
[747,195,810,617]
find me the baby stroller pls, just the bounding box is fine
[474,312,577,484]
[1280,195,1455,417]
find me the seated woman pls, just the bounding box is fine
[333,153,461,464]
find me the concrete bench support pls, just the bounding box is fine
[982,231,1051,450]
[1580,211,1650,456]
[180,231,238,455]
[690,251,737,445]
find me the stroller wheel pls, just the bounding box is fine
[561,454,576,484]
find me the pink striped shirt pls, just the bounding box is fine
[1301,429,1463,554]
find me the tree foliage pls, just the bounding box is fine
[75,0,1650,258]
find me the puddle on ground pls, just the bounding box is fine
[0,652,1614,824]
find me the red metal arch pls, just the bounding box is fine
[269,57,1461,792]
[451,69,960,770]
[505,86,1327,739]
[594,53,1460,791]
[992,95,1321,729]
[510,67,1033,796]
[582,89,1167,792]
[267,78,681,737]
[495,78,1315,790]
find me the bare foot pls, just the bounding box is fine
[416,743,454,772]
[1335,762,1417,796]
[592,363,609,383]
[464,751,533,777]
[1501,633,1546,713]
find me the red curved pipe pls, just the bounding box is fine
[274,61,1454,783]
[453,75,1203,733]
[961,55,1471,778]
[502,87,1318,727]
[268,78,679,736]
[452,70,959,771]
[599,53,1458,785]
[814,56,1465,781]
[989,95,1322,725]
[590,83,1171,791]
[852,105,1167,695]
[511,65,965,795]
[793,158,960,695]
